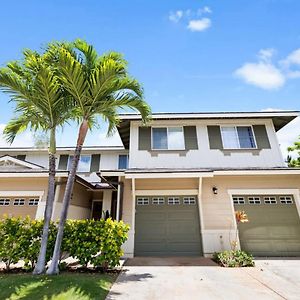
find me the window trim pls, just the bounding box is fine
[28,198,39,206]
[220,125,257,150]
[137,197,150,205]
[0,198,10,206]
[152,197,165,205]
[168,197,180,205]
[151,126,185,150]
[13,198,25,206]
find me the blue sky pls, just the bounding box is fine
[0,0,299,154]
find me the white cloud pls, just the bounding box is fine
[169,10,183,23]
[169,7,212,32]
[258,48,275,62]
[235,48,300,89]
[0,123,34,147]
[282,48,300,66]
[187,18,211,32]
[277,117,300,160]
[235,61,285,90]
[197,6,212,15]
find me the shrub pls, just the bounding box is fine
[0,217,24,270]
[64,218,129,269]
[213,250,255,267]
[0,217,129,271]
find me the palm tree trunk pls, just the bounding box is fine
[47,119,89,275]
[33,128,56,275]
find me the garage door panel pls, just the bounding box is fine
[234,194,300,256]
[135,195,202,256]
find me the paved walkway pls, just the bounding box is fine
[107,257,300,300]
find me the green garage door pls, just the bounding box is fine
[233,195,300,256]
[135,196,202,256]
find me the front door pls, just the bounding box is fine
[92,201,103,220]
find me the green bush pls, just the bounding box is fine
[0,217,24,270]
[213,250,255,267]
[0,217,129,271]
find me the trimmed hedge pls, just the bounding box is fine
[213,250,255,267]
[0,217,129,271]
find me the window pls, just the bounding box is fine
[152,127,185,150]
[183,197,196,205]
[248,197,261,204]
[264,196,277,204]
[0,198,10,206]
[28,198,39,206]
[68,155,91,172]
[279,196,293,204]
[233,197,245,205]
[168,197,180,205]
[118,155,129,169]
[221,126,256,149]
[152,197,165,205]
[14,198,25,206]
[137,197,149,205]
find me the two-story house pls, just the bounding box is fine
[1,110,300,258]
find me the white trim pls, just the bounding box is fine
[197,177,205,237]
[0,191,44,197]
[131,178,136,254]
[0,155,43,169]
[116,176,121,221]
[125,172,214,179]
[119,111,300,120]
[214,170,300,176]
[0,172,68,178]
[100,171,125,177]
[135,189,198,196]
[228,188,299,195]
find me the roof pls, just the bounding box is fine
[117,110,299,148]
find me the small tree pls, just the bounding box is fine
[231,210,249,251]
[287,136,300,167]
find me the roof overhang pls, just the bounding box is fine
[117,111,300,148]
[99,167,300,179]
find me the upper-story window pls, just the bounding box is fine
[152,127,185,150]
[67,155,91,172]
[118,155,129,169]
[221,126,256,149]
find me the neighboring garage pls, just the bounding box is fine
[233,194,300,256]
[0,196,40,219]
[135,195,202,256]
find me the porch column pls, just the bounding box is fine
[116,176,121,221]
[102,190,112,214]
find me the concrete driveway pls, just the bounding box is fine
[107,257,300,300]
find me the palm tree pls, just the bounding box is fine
[46,40,151,275]
[0,46,73,274]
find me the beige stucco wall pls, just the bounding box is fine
[52,181,93,220]
[135,178,198,190]
[0,177,48,219]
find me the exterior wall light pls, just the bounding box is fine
[212,187,218,194]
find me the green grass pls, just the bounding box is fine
[0,272,117,300]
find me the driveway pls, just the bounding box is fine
[107,257,300,300]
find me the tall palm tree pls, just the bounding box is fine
[0,47,73,274]
[47,40,151,275]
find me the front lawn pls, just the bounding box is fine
[0,273,117,300]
